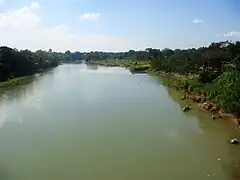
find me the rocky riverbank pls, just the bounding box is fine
[87,60,240,128]
[180,91,239,126]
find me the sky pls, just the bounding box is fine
[0,0,239,52]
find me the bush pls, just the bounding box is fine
[168,72,240,113]
[187,78,203,93]
[198,71,221,83]
[210,72,240,112]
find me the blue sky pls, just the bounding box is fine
[0,0,239,52]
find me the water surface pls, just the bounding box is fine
[0,64,239,180]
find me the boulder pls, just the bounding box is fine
[194,96,202,103]
[210,106,219,113]
[180,96,186,100]
[190,96,195,101]
[202,102,213,111]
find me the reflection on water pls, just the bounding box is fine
[79,64,131,75]
[0,75,45,128]
[87,64,99,70]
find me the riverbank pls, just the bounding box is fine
[89,60,240,128]
[153,74,240,130]
[0,66,56,89]
[0,76,31,88]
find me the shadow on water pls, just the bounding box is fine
[87,64,99,70]
[0,76,34,95]
[0,71,55,128]
[0,76,37,101]
[0,67,56,101]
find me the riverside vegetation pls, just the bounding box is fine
[1,41,240,119]
[0,47,59,87]
[86,41,240,121]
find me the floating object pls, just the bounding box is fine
[212,115,216,120]
[217,158,221,161]
[229,138,239,144]
[182,105,191,112]
[180,96,186,100]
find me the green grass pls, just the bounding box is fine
[0,76,31,88]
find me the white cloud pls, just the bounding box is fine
[0,2,40,29]
[79,13,100,21]
[223,31,240,37]
[192,18,204,24]
[0,2,129,52]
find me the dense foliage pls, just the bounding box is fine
[86,41,240,74]
[0,47,63,81]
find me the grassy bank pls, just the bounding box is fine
[162,72,240,125]
[0,76,32,88]
[0,66,57,90]
[165,72,240,112]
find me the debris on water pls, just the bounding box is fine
[212,115,216,120]
[182,105,191,112]
[212,173,216,176]
[180,95,186,100]
[217,158,221,161]
[207,174,210,177]
[229,138,239,144]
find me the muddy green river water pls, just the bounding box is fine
[0,63,239,180]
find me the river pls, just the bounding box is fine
[0,63,239,180]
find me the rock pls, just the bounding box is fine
[180,96,186,100]
[182,105,191,112]
[200,102,207,109]
[230,138,239,145]
[210,106,219,112]
[202,102,213,111]
[190,96,195,101]
[200,98,206,103]
[194,96,202,103]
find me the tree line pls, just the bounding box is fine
[1,41,240,112]
[85,41,240,74]
[0,47,58,81]
[2,41,240,80]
